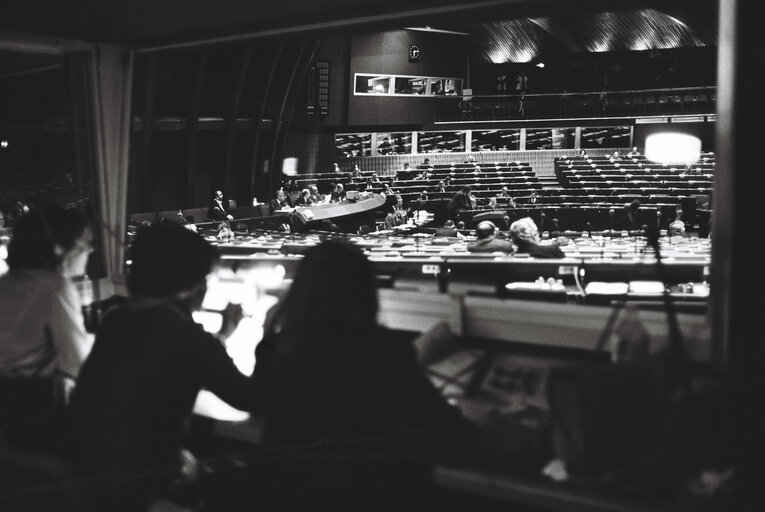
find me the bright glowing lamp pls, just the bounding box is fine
[282,157,298,176]
[645,132,701,164]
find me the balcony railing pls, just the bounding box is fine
[437,86,717,122]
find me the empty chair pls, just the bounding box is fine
[645,96,657,113]
[670,95,683,113]
[632,96,645,115]
[657,95,669,114]
[682,94,696,112]
[695,94,709,111]
[620,96,633,115]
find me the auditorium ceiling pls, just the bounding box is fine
[467,8,716,64]
[0,0,717,50]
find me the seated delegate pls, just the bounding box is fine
[509,217,565,258]
[467,221,514,253]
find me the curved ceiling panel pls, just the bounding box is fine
[469,8,710,64]
[574,9,706,53]
[470,18,550,64]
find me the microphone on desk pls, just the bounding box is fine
[552,218,560,234]
[539,212,546,230]
[585,221,594,236]
[656,210,662,230]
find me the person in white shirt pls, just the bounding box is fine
[0,204,94,450]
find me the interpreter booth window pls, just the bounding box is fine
[427,78,462,96]
[375,132,412,155]
[394,76,427,95]
[355,75,391,94]
[581,126,632,149]
[417,131,466,153]
[551,128,576,149]
[355,73,463,96]
[525,129,554,150]
[472,130,521,152]
[335,133,372,158]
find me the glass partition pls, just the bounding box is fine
[354,75,391,94]
[581,126,632,148]
[335,133,372,158]
[0,50,103,277]
[417,131,466,153]
[375,132,412,155]
[525,129,553,150]
[472,129,521,151]
[355,73,463,97]
[551,128,576,149]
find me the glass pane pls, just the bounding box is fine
[472,130,521,151]
[377,132,412,155]
[551,128,576,149]
[335,133,372,158]
[394,77,426,95]
[417,131,466,153]
[0,52,103,277]
[354,75,390,94]
[444,79,462,95]
[581,126,632,149]
[525,129,553,150]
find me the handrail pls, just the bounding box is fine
[446,85,717,101]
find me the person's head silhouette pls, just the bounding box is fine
[266,240,377,351]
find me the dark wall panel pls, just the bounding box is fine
[348,29,467,126]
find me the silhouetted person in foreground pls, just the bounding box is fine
[239,240,477,509]
[0,204,93,454]
[67,225,255,510]
[616,199,642,231]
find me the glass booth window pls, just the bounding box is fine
[581,126,632,148]
[335,133,372,158]
[472,130,521,151]
[355,75,391,94]
[375,132,412,155]
[355,74,462,96]
[551,128,576,149]
[394,77,427,95]
[417,131,466,153]
[525,129,553,150]
[428,78,462,96]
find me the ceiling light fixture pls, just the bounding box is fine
[645,132,701,164]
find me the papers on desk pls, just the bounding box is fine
[584,282,629,295]
[628,280,666,294]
